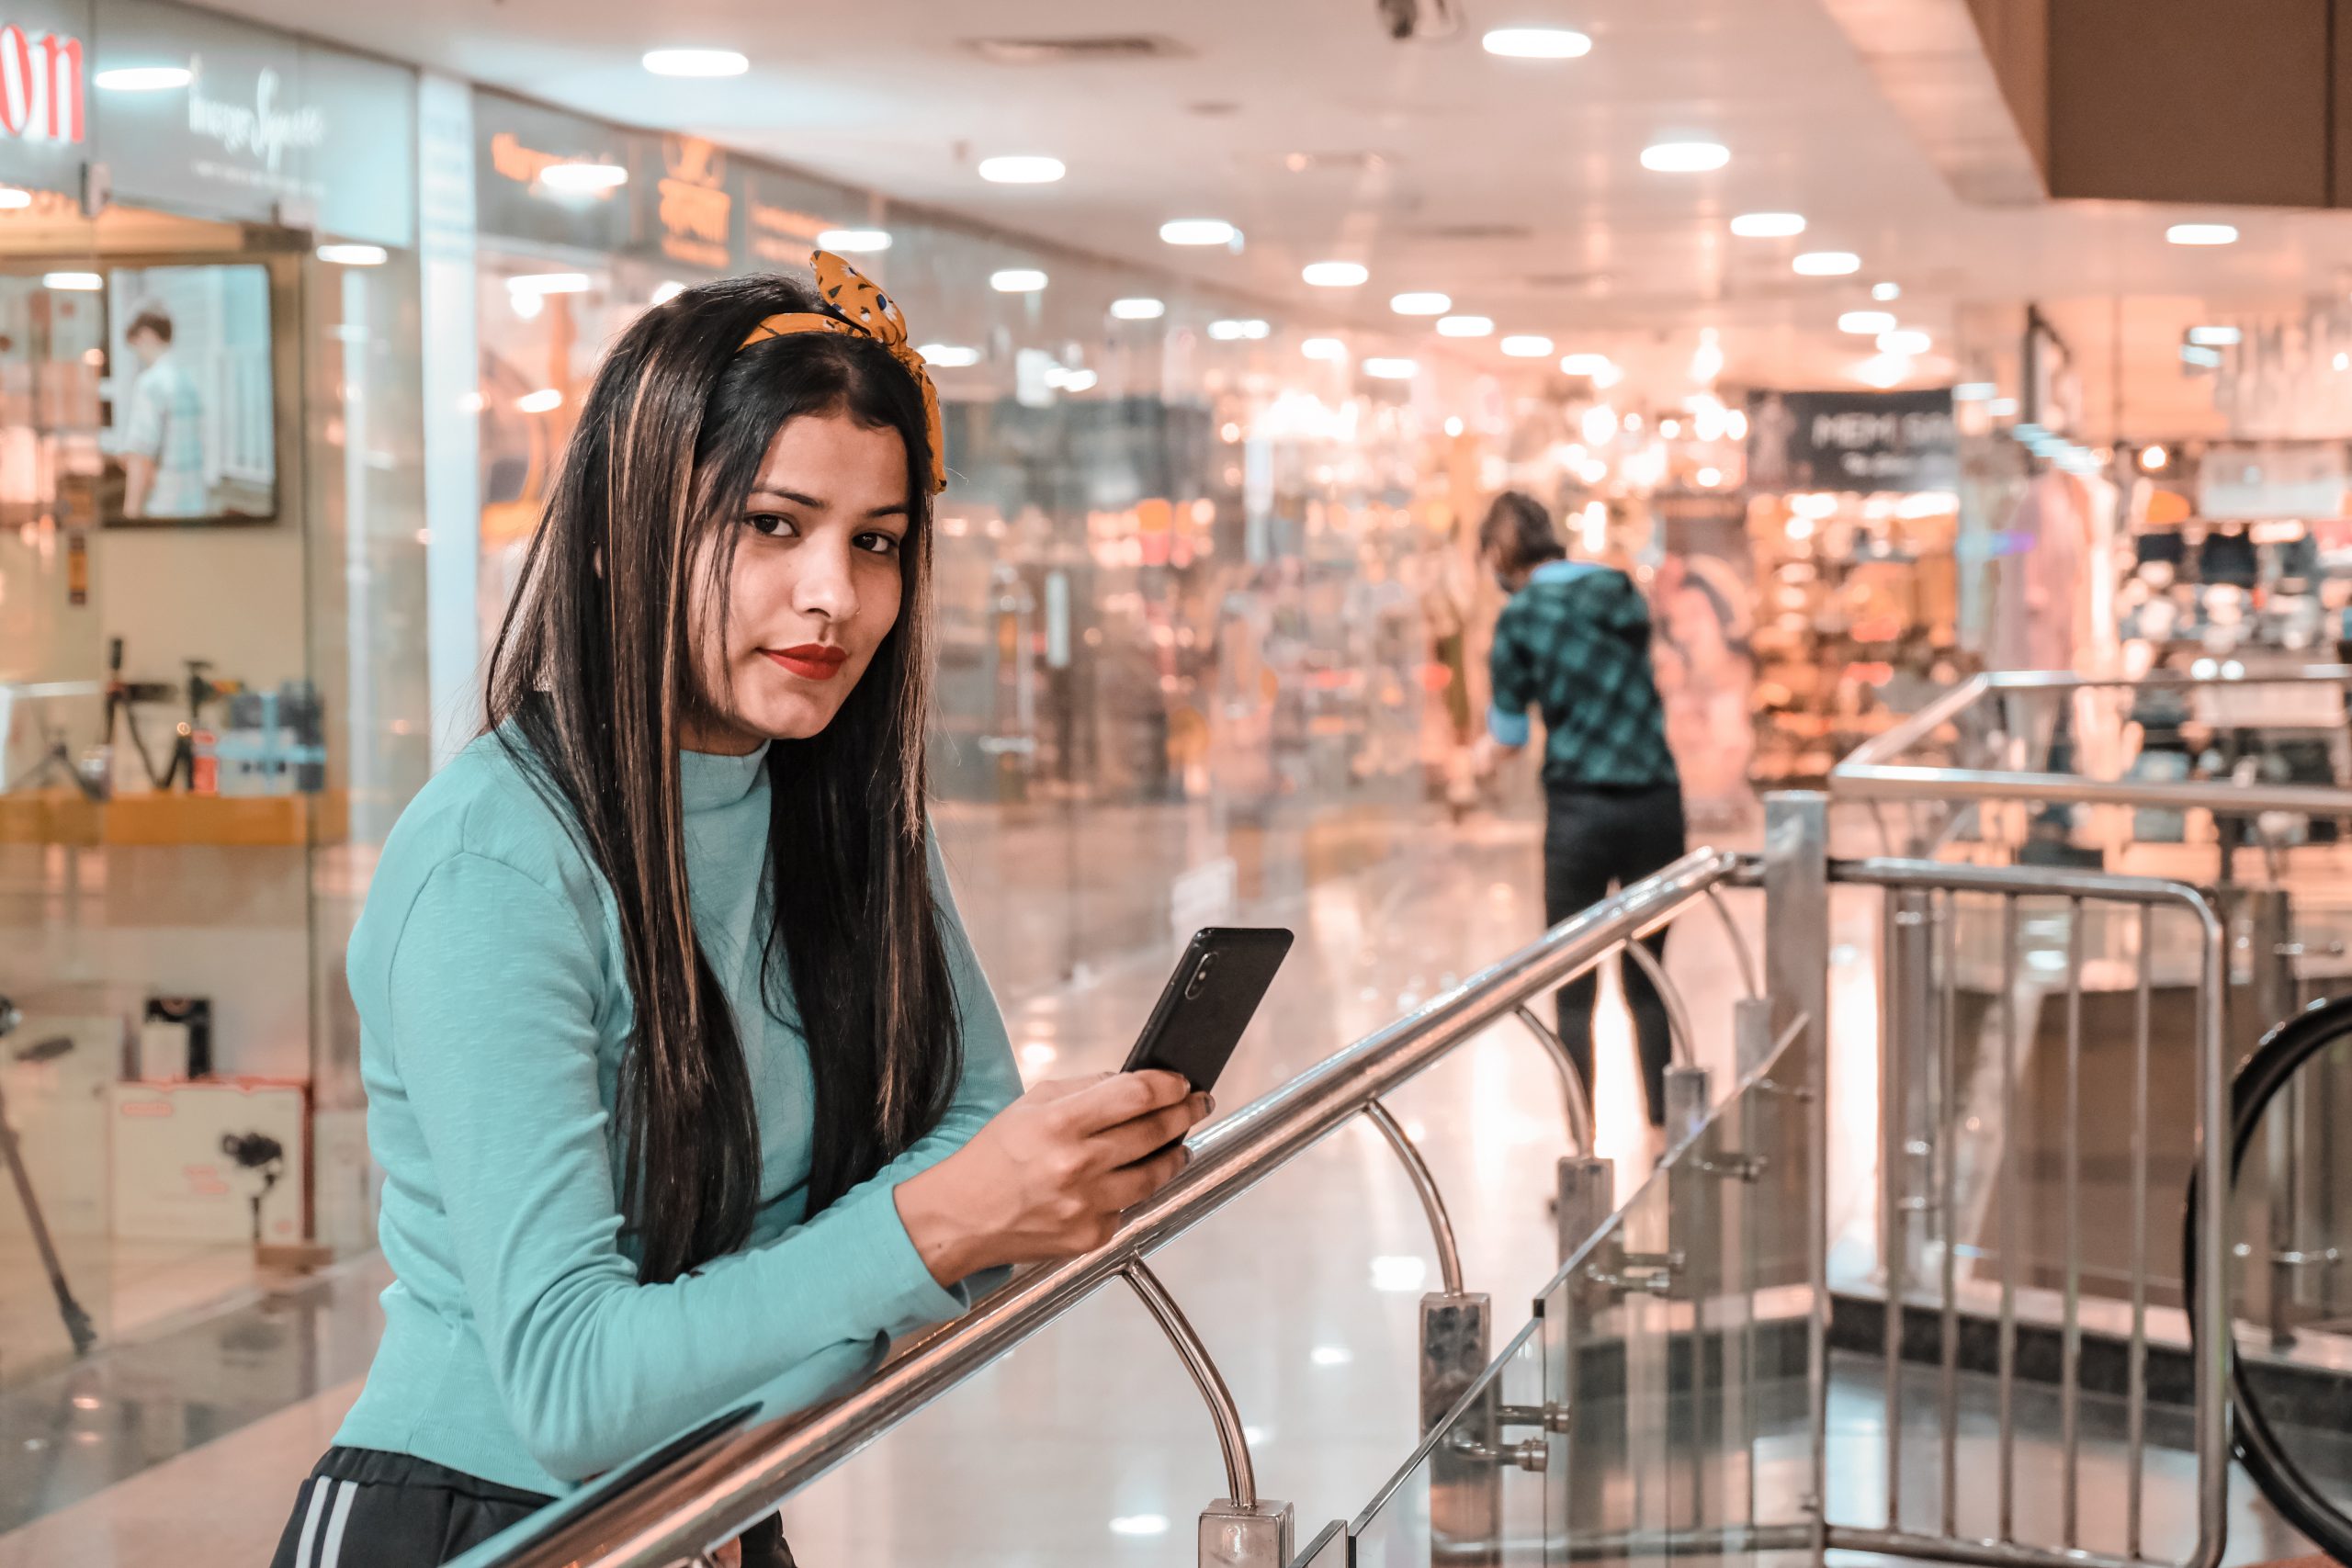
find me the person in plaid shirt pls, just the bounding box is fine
[1476,492,1684,1129]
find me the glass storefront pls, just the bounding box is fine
[460,90,1492,999]
[0,0,424,1375]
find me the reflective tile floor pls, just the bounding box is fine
[0,800,2324,1565]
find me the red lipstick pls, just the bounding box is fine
[763,643,849,681]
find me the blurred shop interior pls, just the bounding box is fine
[10,0,2352,1493]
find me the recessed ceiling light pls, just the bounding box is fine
[1500,334,1555,357]
[1363,357,1419,379]
[816,228,892,253]
[1952,382,1996,400]
[1311,1344,1356,1366]
[507,272,592,296]
[1481,27,1592,58]
[1159,218,1238,247]
[2188,325,2242,346]
[1111,297,1166,320]
[1436,315,1494,338]
[1853,354,1905,389]
[1793,251,1861,276]
[93,65,191,91]
[1302,337,1348,361]
[989,268,1047,292]
[1641,141,1729,173]
[978,155,1066,185]
[538,163,628,194]
[1301,260,1369,288]
[651,280,686,304]
[1389,291,1451,316]
[919,344,981,367]
[42,271,101,291]
[316,243,387,266]
[1871,281,1902,301]
[1838,310,1896,335]
[1730,211,1805,238]
[1059,367,1099,392]
[2166,222,2237,246]
[0,186,28,209]
[515,388,563,413]
[1878,329,1932,355]
[1208,318,1271,340]
[1559,353,1614,377]
[1109,1515,1170,1538]
[641,48,749,77]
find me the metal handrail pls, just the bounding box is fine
[470,846,1745,1568]
[1832,665,2352,817]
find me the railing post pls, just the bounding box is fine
[1421,1289,1498,1567]
[1761,791,1830,1548]
[1664,1064,1710,1145]
[1557,1155,1614,1263]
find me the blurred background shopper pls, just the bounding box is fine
[1477,491,1685,1131]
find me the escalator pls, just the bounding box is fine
[2188,994,2352,1562]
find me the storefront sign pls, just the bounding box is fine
[472,89,629,253]
[643,133,730,270]
[739,164,860,270]
[2198,442,2348,521]
[0,0,87,197]
[91,0,413,246]
[1745,388,1958,493]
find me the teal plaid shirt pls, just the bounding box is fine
[1487,560,1678,790]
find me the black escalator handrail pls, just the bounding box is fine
[2184,991,2352,1563]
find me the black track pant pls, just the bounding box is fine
[1542,780,1687,1127]
[270,1447,795,1567]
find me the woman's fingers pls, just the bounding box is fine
[1090,1094,1210,1170]
[1097,1142,1191,1213]
[1050,1068,1193,1135]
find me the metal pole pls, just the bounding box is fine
[1996,894,2018,1545]
[1361,1100,1465,1297]
[1515,1003,1597,1156]
[2126,902,2151,1562]
[1557,1156,1614,1265]
[1116,1263,1299,1568]
[1760,792,1830,1548]
[1937,891,1960,1540]
[1622,934,1696,1069]
[2060,897,2084,1551]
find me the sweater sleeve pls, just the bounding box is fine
[1487,603,1535,747]
[386,849,1008,1483]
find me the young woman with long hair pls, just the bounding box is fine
[269,257,1207,1568]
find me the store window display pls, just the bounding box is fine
[0,4,429,1370]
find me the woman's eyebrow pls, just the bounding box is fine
[747,486,910,521]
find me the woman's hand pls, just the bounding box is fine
[893,1070,1210,1286]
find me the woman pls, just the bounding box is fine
[1476,491,1685,1129]
[271,257,1207,1567]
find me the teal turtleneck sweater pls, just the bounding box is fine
[332,732,1019,1495]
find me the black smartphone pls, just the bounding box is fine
[1119,926,1294,1095]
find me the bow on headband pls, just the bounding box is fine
[736,251,948,494]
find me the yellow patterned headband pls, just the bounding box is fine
[736,251,947,494]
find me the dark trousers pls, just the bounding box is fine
[1543,780,1687,1127]
[271,1447,795,1567]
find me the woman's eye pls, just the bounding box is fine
[854,532,904,557]
[745,513,797,538]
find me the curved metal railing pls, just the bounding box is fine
[2186,993,2352,1562]
[463,847,1751,1568]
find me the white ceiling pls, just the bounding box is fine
[208,0,2352,412]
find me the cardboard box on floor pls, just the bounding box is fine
[107,1080,308,1247]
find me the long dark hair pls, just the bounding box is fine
[485,271,962,1285]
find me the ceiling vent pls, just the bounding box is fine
[964,36,1191,65]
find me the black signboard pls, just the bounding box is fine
[1744,388,1957,493]
[471,90,630,253]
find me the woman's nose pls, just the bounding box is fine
[792,540,859,623]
